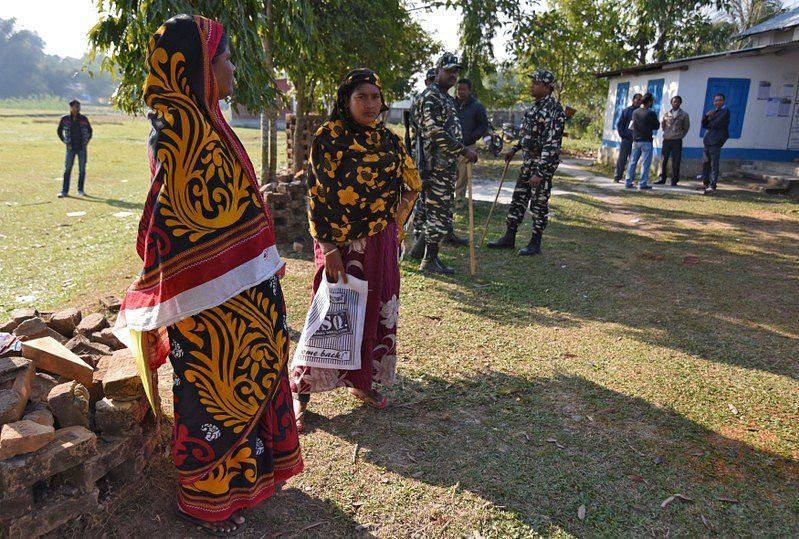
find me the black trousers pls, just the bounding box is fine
[660,139,682,184]
[614,139,633,182]
[701,144,722,188]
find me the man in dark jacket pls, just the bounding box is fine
[700,93,730,194]
[57,100,93,197]
[614,93,642,182]
[625,92,659,190]
[454,78,488,212]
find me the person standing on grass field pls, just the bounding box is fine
[408,67,437,260]
[114,15,302,535]
[409,53,478,274]
[614,93,642,183]
[454,78,488,212]
[487,69,566,256]
[292,68,421,427]
[701,93,730,194]
[625,92,659,190]
[657,95,690,186]
[57,99,92,198]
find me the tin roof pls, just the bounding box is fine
[736,8,799,39]
[595,40,799,79]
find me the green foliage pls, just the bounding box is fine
[508,0,627,123]
[617,0,734,64]
[430,0,528,100]
[723,0,784,35]
[309,0,439,104]
[89,0,276,114]
[480,66,528,110]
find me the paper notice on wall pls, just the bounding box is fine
[787,83,799,149]
[766,97,780,117]
[779,98,792,117]
[780,83,795,99]
[758,81,772,100]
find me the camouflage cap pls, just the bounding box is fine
[528,68,557,86]
[436,52,461,70]
[425,68,437,80]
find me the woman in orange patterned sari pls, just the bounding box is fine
[114,15,302,535]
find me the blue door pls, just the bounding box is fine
[613,82,630,134]
[647,79,665,129]
[700,78,750,139]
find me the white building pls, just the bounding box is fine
[596,9,799,188]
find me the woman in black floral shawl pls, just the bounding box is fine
[290,69,421,429]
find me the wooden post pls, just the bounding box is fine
[468,171,476,277]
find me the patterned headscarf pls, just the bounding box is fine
[116,15,284,388]
[307,69,421,243]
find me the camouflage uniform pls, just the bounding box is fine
[506,80,566,234]
[414,64,465,245]
[409,72,435,237]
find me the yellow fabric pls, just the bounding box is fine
[128,329,159,415]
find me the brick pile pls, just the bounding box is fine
[0,299,159,538]
[261,170,310,246]
[285,113,325,171]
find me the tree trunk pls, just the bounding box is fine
[293,85,307,173]
[269,115,278,179]
[260,0,277,183]
[260,111,270,184]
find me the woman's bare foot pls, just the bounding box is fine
[348,388,389,409]
[293,397,308,432]
[177,508,244,536]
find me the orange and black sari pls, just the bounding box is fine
[114,14,302,522]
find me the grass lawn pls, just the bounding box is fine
[2,110,799,537]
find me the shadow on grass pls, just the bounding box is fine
[62,426,374,539]
[310,372,798,536]
[415,196,799,381]
[71,194,144,211]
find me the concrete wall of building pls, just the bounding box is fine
[600,47,799,178]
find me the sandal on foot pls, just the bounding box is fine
[348,388,389,409]
[176,509,245,537]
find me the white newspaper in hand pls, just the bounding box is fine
[291,274,368,370]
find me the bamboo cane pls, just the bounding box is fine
[468,169,476,276]
[479,160,511,247]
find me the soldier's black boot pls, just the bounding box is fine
[518,231,542,256]
[419,243,455,275]
[487,225,517,249]
[408,232,426,260]
[443,230,469,246]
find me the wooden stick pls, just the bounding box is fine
[479,160,511,247]
[468,166,476,277]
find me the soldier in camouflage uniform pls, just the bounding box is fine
[488,69,566,256]
[407,68,437,260]
[409,53,478,274]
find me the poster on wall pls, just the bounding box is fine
[766,97,780,117]
[758,81,771,100]
[787,81,799,150]
[779,98,792,118]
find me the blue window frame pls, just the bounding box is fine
[613,82,630,132]
[700,78,750,139]
[647,78,665,119]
